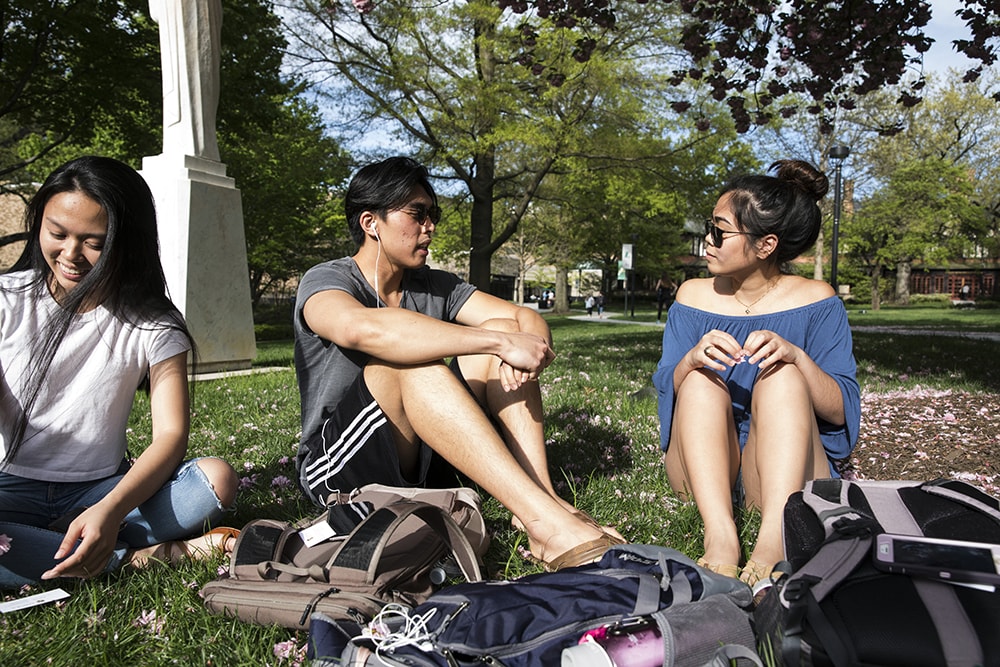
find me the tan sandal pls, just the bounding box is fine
[696,557,740,579]
[128,526,240,569]
[535,534,626,572]
[739,559,774,587]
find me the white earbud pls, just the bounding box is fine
[372,222,380,242]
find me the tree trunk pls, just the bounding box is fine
[467,151,496,292]
[554,266,570,314]
[895,260,911,305]
[871,270,881,311]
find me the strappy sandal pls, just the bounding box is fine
[572,510,625,541]
[695,557,741,579]
[536,534,626,572]
[739,559,774,588]
[130,526,241,568]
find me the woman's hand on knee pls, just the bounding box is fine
[743,330,801,369]
[41,506,119,580]
[692,330,742,370]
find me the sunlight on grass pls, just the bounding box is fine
[2,310,996,664]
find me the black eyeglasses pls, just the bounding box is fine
[397,204,442,226]
[705,221,752,247]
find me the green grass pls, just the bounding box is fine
[1,309,997,665]
[845,304,1000,332]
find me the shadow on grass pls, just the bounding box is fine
[544,405,638,480]
[853,332,1000,393]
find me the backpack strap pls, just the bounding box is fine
[913,578,984,667]
[922,479,1000,525]
[330,499,483,584]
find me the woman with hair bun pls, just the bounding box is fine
[653,160,861,594]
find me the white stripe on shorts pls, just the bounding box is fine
[304,400,388,491]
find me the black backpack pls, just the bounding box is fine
[755,478,1000,667]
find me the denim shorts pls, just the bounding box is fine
[0,458,230,589]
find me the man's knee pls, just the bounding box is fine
[477,317,520,334]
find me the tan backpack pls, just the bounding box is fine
[201,484,489,630]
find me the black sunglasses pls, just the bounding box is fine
[397,204,442,226]
[705,221,752,247]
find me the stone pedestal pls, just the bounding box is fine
[140,153,256,373]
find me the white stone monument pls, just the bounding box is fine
[141,0,256,372]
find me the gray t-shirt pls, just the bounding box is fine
[293,257,477,446]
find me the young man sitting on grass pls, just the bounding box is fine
[292,156,623,570]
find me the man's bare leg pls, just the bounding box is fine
[455,319,622,537]
[365,359,615,566]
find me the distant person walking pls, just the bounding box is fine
[655,273,678,323]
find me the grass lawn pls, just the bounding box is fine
[1,305,997,665]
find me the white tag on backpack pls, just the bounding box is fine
[300,521,337,547]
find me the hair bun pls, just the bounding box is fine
[769,159,829,201]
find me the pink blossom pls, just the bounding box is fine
[274,639,306,665]
[353,0,374,13]
[0,533,11,556]
[133,609,165,635]
[271,475,292,488]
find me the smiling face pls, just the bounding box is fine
[39,190,108,302]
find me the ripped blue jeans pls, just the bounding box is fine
[0,458,230,589]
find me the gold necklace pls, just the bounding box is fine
[733,278,779,314]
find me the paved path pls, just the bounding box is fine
[567,313,1000,342]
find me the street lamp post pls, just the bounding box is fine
[829,145,850,295]
[630,233,638,318]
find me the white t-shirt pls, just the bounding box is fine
[0,271,191,482]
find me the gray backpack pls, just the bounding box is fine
[754,478,1000,667]
[201,484,488,630]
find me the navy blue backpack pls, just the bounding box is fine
[309,544,762,667]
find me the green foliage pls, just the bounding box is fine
[283,0,747,291]
[844,157,979,288]
[3,0,352,304]
[3,0,161,183]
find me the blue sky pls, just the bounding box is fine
[925,0,979,73]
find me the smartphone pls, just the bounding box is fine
[873,533,1000,585]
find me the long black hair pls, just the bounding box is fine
[2,156,193,464]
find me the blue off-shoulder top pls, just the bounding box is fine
[652,296,861,475]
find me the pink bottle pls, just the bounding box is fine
[561,621,663,667]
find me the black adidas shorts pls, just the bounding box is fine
[297,371,454,507]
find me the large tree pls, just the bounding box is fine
[845,157,979,309]
[0,1,160,184]
[282,0,687,291]
[852,71,1000,302]
[3,0,350,304]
